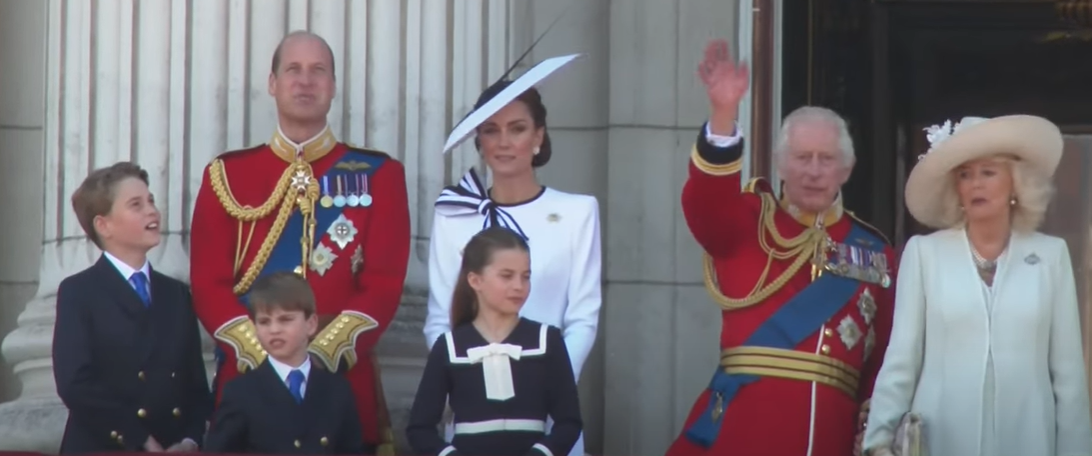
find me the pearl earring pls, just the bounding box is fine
[1010,197,1017,206]
[533,147,541,155]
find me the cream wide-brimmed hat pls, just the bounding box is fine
[904,115,1063,229]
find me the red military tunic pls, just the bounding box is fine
[664,127,898,456]
[189,126,410,450]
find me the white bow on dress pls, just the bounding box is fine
[466,343,523,401]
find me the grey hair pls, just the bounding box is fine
[775,106,855,166]
[271,30,336,77]
[936,155,1056,233]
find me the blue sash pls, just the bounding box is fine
[213,149,385,380]
[684,222,882,448]
[235,149,385,307]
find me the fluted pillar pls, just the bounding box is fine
[0,0,518,453]
[0,1,199,452]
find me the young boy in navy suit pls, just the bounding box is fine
[52,162,212,453]
[204,271,367,454]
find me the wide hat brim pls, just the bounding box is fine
[905,115,1063,229]
[441,53,584,155]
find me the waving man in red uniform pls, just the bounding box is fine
[189,31,410,455]
[663,39,898,456]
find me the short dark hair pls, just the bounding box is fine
[70,162,150,249]
[247,272,317,319]
[270,30,337,77]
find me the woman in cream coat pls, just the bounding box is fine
[863,115,1092,456]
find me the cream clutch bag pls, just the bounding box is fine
[892,412,926,456]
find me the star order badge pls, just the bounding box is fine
[351,245,364,275]
[837,315,862,350]
[327,215,358,250]
[309,243,338,276]
[291,170,312,192]
[857,289,877,325]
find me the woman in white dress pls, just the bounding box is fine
[862,115,1092,456]
[425,55,601,456]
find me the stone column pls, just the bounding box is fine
[602,0,743,455]
[0,0,519,452]
[0,1,199,452]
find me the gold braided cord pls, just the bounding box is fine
[233,189,297,295]
[208,157,319,295]
[207,159,295,221]
[702,193,828,311]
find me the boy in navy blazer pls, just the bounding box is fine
[52,162,212,453]
[203,271,367,454]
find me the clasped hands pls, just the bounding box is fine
[144,436,198,453]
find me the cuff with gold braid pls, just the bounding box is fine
[692,122,744,176]
[307,311,379,372]
[214,316,268,372]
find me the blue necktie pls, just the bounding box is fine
[129,272,151,307]
[287,370,305,404]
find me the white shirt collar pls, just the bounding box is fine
[103,251,151,282]
[268,355,312,384]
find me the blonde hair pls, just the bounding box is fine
[937,155,1055,233]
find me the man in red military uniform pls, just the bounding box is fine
[664,39,898,456]
[189,31,410,455]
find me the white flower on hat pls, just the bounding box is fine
[920,117,987,160]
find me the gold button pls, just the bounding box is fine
[820,344,831,354]
[172,408,181,417]
[293,266,304,275]
[110,431,118,439]
[137,408,147,418]
[320,437,328,447]
[823,328,834,337]
[117,435,124,445]
[137,371,145,381]
[294,439,301,448]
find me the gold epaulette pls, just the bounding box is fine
[213,316,267,372]
[742,177,768,194]
[308,311,379,372]
[701,193,828,311]
[207,158,320,295]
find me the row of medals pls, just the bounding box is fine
[319,174,373,209]
[824,239,891,288]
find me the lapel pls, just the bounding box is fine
[138,269,175,364]
[92,255,149,318]
[990,232,1040,320]
[294,365,327,431]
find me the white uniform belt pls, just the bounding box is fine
[453,418,546,435]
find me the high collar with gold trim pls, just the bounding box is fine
[778,190,844,228]
[270,125,338,163]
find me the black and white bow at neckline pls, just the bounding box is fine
[434,168,531,241]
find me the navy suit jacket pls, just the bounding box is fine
[52,255,212,453]
[204,359,368,454]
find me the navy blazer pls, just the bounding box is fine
[52,255,212,453]
[204,359,369,454]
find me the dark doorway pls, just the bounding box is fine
[781,0,1092,249]
[782,0,1092,378]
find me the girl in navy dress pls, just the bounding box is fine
[407,227,582,456]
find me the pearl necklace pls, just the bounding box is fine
[970,245,997,271]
